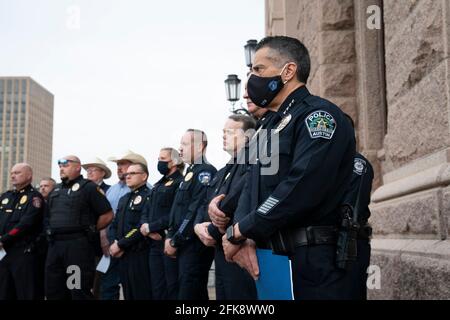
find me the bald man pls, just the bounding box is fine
[44,155,113,300]
[0,163,45,300]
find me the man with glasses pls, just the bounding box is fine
[82,158,112,194]
[44,155,113,300]
[81,157,112,298]
[108,163,152,299]
[99,151,149,300]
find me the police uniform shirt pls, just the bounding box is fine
[343,153,374,224]
[46,175,112,231]
[0,184,44,248]
[255,110,275,130]
[203,161,248,242]
[233,111,281,225]
[167,160,217,248]
[109,184,151,250]
[141,170,183,234]
[237,85,356,240]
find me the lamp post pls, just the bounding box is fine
[224,74,241,112]
[222,39,258,115]
[244,39,257,69]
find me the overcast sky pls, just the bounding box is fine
[0,0,264,184]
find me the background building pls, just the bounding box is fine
[265,0,450,299]
[0,77,54,192]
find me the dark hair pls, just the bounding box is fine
[186,129,208,150]
[228,114,257,131]
[131,163,149,179]
[161,147,185,172]
[343,113,355,129]
[256,36,311,84]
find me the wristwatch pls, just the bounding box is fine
[226,225,246,245]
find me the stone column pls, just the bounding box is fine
[369,0,450,299]
[353,0,386,189]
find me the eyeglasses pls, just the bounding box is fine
[57,159,80,167]
[124,172,145,177]
[86,168,100,174]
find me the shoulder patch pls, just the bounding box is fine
[305,110,337,140]
[353,158,366,175]
[32,197,42,208]
[198,171,212,185]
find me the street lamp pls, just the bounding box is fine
[224,74,241,112]
[244,39,257,68]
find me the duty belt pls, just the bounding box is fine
[291,226,338,247]
[51,232,87,241]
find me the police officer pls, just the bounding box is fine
[140,147,184,300]
[45,155,113,300]
[109,162,152,300]
[222,36,356,300]
[165,129,217,300]
[343,114,374,300]
[194,115,257,300]
[100,151,145,300]
[0,163,45,300]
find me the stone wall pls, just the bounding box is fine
[265,0,450,299]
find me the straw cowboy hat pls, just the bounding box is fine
[107,150,148,167]
[81,157,112,179]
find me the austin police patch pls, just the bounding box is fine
[198,172,212,185]
[305,110,337,140]
[353,158,366,175]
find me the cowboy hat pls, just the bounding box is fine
[81,157,112,179]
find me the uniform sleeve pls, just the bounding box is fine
[0,194,44,245]
[149,214,169,233]
[233,174,252,223]
[171,169,216,247]
[238,115,353,240]
[207,223,224,243]
[117,223,145,250]
[139,199,150,225]
[87,183,112,218]
[167,204,176,239]
[117,198,147,250]
[343,161,374,222]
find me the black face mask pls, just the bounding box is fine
[157,161,170,176]
[247,64,289,108]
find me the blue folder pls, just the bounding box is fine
[255,248,294,300]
